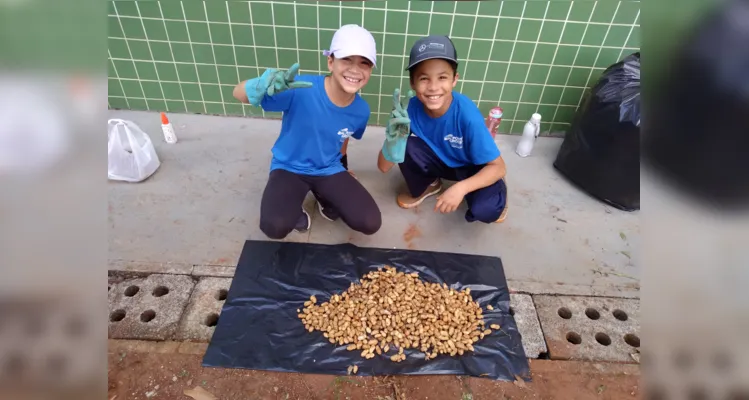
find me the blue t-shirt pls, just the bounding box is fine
[259,75,370,176]
[408,92,500,168]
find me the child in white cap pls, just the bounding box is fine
[233,24,381,239]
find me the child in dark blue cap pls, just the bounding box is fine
[378,35,509,223]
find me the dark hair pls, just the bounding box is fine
[408,59,458,83]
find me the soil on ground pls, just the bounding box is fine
[108,349,640,400]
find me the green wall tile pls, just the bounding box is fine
[478,1,502,16]
[468,40,493,61]
[161,82,183,99]
[272,3,296,26]
[604,25,633,47]
[109,96,129,109]
[192,44,215,64]
[455,1,479,15]
[275,27,298,48]
[406,12,431,36]
[541,86,564,104]
[201,84,222,103]
[205,2,229,23]
[186,101,206,114]
[518,20,543,42]
[253,26,276,47]
[582,24,609,46]
[142,19,168,41]
[135,62,158,80]
[209,23,233,45]
[614,2,640,24]
[109,0,640,131]
[409,2,432,12]
[547,66,571,85]
[591,2,619,23]
[156,63,178,82]
[432,2,455,14]
[451,15,476,38]
[127,40,151,60]
[473,17,498,40]
[569,2,596,22]
[120,79,143,98]
[561,23,586,44]
[527,65,550,84]
[159,2,184,20]
[108,78,124,97]
[119,17,147,39]
[539,21,564,43]
[464,61,488,81]
[523,2,549,19]
[501,2,525,18]
[546,2,572,20]
[510,43,535,63]
[150,42,174,62]
[141,81,163,98]
[128,98,149,110]
[164,21,189,41]
[341,7,363,25]
[520,85,543,103]
[532,44,557,64]
[495,19,521,40]
[181,2,206,21]
[187,22,211,43]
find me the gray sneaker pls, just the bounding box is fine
[294,209,311,233]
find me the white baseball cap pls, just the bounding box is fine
[322,24,377,67]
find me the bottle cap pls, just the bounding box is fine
[531,113,541,123]
[160,112,169,125]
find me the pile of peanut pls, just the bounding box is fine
[298,266,501,363]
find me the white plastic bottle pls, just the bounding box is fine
[160,112,177,144]
[516,113,541,157]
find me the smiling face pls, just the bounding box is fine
[409,58,459,117]
[327,55,374,95]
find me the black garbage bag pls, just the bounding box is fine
[554,52,641,211]
[643,0,749,209]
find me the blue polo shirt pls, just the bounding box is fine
[408,92,500,168]
[258,75,370,176]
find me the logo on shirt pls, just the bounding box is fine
[444,134,463,149]
[337,128,354,142]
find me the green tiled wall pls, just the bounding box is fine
[108,1,640,134]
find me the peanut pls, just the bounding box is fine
[298,266,490,363]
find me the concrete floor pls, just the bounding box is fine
[108,110,640,298]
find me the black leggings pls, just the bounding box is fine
[259,168,381,239]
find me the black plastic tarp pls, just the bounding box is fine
[202,240,530,381]
[554,52,641,211]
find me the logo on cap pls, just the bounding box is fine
[418,44,427,52]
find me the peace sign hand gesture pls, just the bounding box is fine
[382,88,415,164]
[244,62,313,106]
[267,63,313,96]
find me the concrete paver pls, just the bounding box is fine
[510,294,547,358]
[532,295,640,362]
[108,110,640,298]
[176,277,232,341]
[108,274,195,340]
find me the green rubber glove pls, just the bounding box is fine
[245,63,313,106]
[382,88,414,163]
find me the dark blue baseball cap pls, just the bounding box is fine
[406,35,458,70]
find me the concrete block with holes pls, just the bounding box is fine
[532,295,640,362]
[108,274,196,340]
[510,293,547,358]
[175,277,232,341]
